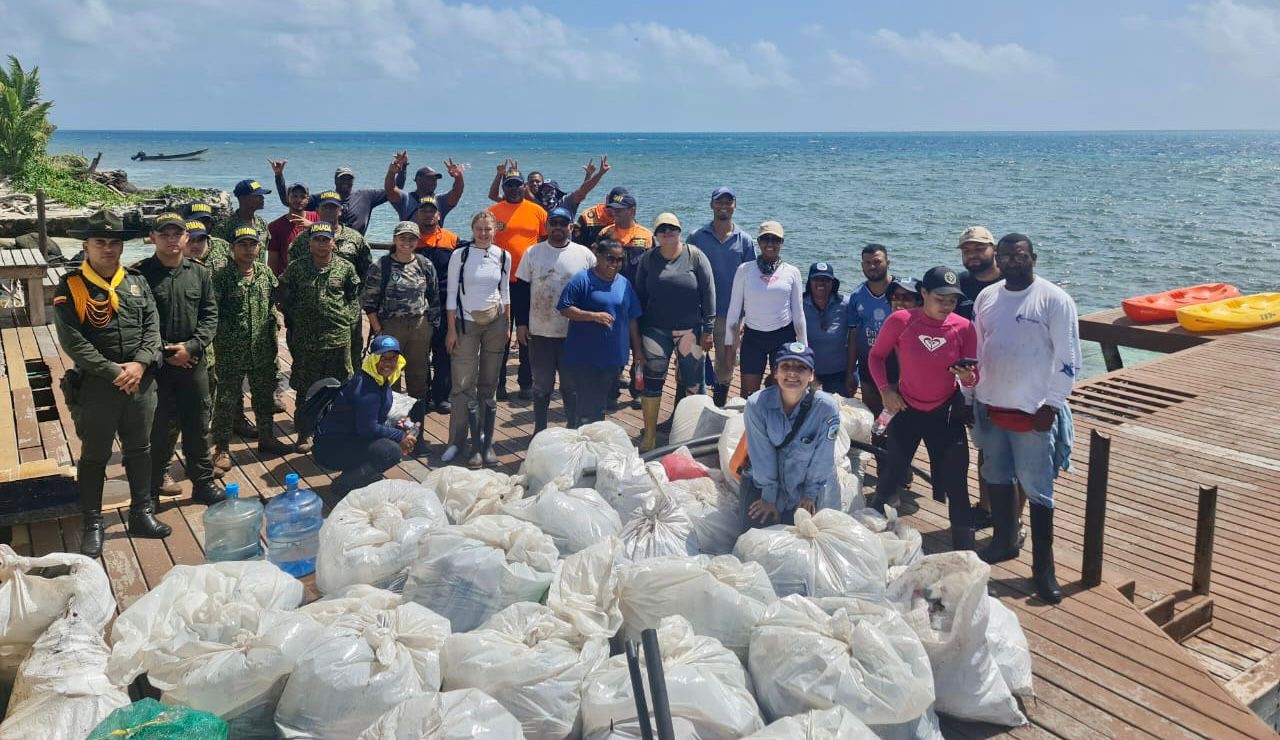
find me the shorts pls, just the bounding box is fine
[739,325,796,376]
[971,401,1056,507]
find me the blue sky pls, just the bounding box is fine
[3,0,1278,131]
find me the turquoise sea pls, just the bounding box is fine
[49,130,1280,376]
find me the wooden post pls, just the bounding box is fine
[1192,484,1218,596]
[1081,429,1111,588]
[1100,343,1124,372]
[87,152,102,174]
[35,190,47,257]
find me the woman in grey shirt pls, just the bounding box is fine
[633,212,715,451]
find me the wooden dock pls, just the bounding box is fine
[0,301,1276,737]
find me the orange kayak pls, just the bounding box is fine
[1176,293,1280,332]
[1122,283,1242,322]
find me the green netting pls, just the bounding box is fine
[86,698,228,739]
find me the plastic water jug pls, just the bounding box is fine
[265,473,322,577]
[202,483,264,562]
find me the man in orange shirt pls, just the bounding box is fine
[414,197,459,413]
[488,168,547,399]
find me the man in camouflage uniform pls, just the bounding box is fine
[135,213,224,507]
[213,179,272,256]
[210,227,290,471]
[281,221,361,452]
[186,201,231,271]
[288,190,371,369]
[53,210,170,558]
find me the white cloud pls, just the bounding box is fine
[1184,0,1280,78]
[872,29,1055,79]
[826,51,872,89]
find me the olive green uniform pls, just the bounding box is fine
[289,224,372,366]
[280,256,360,396]
[211,215,269,267]
[201,235,234,272]
[53,266,162,515]
[210,263,279,446]
[135,255,219,491]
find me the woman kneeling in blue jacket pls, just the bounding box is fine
[314,335,415,497]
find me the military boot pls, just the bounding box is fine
[191,480,225,506]
[124,457,171,539]
[78,462,108,558]
[233,414,258,439]
[258,415,291,456]
[211,446,232,477]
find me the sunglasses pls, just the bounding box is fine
[601,255,625,264]
[655,226,680,235]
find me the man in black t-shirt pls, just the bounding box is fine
[955,225,1002,320]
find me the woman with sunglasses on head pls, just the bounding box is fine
[557,237,644,427]
[868,266,979,551]
[724,221,807,398]
[633,212,716,451]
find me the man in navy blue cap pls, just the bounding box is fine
[686,186,756,407]
[513,206,597,432]
[386,151,466,224]
[269,159,402,236]
[212,179,272,261]
[739,341,842,529]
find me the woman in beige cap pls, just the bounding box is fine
[632,212,716,451]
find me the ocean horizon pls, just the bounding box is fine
[48,129,1280,376]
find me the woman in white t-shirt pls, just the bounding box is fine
[724,220,807,397]
[443,211,511,468]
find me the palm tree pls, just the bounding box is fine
[0,56,56,177]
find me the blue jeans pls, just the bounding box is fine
[640,325,705,398]
[971,401,1055,507]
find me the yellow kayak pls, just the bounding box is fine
[1176,292,1280,332]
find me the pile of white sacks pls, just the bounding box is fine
[20,396,1035,738]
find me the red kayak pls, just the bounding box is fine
[1122,283,1242,323]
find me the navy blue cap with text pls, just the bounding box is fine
[232,179,271,197]
[773,341,815,370]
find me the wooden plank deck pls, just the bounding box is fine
[0,301,1275,737]
[1079,307,1280,355]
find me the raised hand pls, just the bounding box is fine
[268,159,287,175]
[598,154,610,175]
[582,159,597,179]
[444,158,463,178]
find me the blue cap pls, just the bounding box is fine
[369,335,401,355]
[225,482,239,499]
[547,207,574,223]
[773,341,815,371]
[606,186,629,201]
[285,473,299,488]
[232,179,271,197]
[606,191,637,210]
[711,186,736,201]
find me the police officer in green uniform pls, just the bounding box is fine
[185,200,232,271]
[135,213,224,507]
[281,221,361,452]
[210,227,290,471]
[53,211,170,558]
[287,190,372,370]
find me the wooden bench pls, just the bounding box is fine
[0,249,49,326]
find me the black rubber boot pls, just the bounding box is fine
[951,526,976,552]
[533,395,550,434]
[979,482,1021,564]
[77,462,108,557]
[125,456,171,539]
[1030,503,1064,604]
[330,462,383,500]
[80,512,105,559]
[481,400,499,465]
[466,401,483,470]
[234,415,258,439]
[191,480,225,506]
[713,383,729,408]
[563,393,578,430]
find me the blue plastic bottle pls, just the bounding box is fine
[265,473,322,577]
[202,483,264,562]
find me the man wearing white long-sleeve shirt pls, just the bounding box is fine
[971,233,1081,605]
[725,221,807,398]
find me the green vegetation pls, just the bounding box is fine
[12,155,132,206]
[0,56,55,177]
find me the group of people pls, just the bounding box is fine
[53,152,1081,604]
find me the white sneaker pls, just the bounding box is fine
[440,444,460,463]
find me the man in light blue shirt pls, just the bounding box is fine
[685,186,756,407]
[741,342,842,528]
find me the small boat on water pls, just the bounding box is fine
[1176,293,1280,332]
[130,149,208,161]
[1122,283,1242,322]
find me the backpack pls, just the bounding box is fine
[374,253,432,313]
[296,377,343,436]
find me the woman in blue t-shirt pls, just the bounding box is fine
[557,237,644,427]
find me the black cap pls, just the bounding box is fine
[150,212,188,232]
[606,192,637,210]
[606,186,629,201]
[232,179,271,197]
[920,266,964,297]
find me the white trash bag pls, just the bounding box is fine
[403,514,559,632]
[669,394,738,445]
[734,508,888,601]
[836,395,875,445]
[616,554,775,662]
[987,597,1034,697]
[744,706,877,740]
[108,561,303,686]
[666,476,741,556]
[387,391,417,423]
[837,467,867,514]
[749,595,935,729]
[886,552,1026,726]
[301,584,404,624]
[317,479,449,594]
[503,477,622,556]
[595,451,661,520]
[522,421,635,496]
[442,603,609,739]
[275,601,452,740]
[618,493,699,560]
[581,615,765,739]
[0,545,114,683]
[547,537,626,639]
[0,610,129,740]
[424,466,527,524]
[357,688,526,740]
[851,506,923,568]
